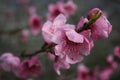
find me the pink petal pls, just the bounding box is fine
[63,24,75,30]
[65,55,83,64]
[42,21,53,43]
[66,29,84,43]
[54,57,70,75]
[77,17,88,30]
[54,45,63,56]
[51,30,64,44]
[53,14,67,27]
[79,38,91,56]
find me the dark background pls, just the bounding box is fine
[0,0,120,80]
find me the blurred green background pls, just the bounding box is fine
[0,0,120,80]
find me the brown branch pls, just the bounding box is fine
[20,43,56,57]
[0,28,23,36]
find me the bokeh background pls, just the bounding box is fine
[0,0,120,80]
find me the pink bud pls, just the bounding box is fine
[88,8,112,41]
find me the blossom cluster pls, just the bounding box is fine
[77,46,120,80]
[42,8,112,75]
[0,0,114,79]
[47,0,77,20]
[0,53,42,78]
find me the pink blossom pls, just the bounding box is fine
[54,56,70,75]
[42,14,67,44]
[88,8,112,41]
[21,29,30,42]
[47,3,62,21]
[106,55,118,69]
[78,64,98,80]
[16,56,42,78]
[59,0,77,16]
[53,28,92,64]
[48,53,70,75]
[114,46,120,58]
[0,53,21,72]
[100,64,117,80]
[78,64,90,80]
[100,68,113,80]
[47,0,77,20]
[29,14,42,36]
[43,14,94,74]
[45,15,92,64]
[100,55,118,80]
